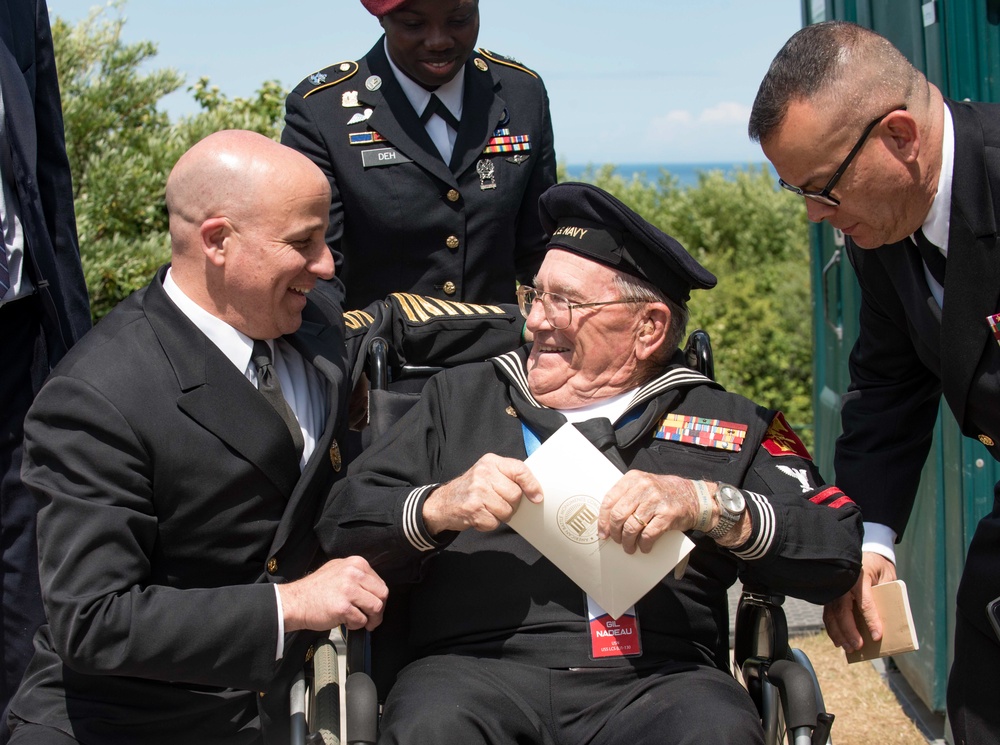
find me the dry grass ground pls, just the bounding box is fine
[793,630,928,744]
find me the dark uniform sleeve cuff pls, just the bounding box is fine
[729,490,775,561]
[401,485,456,552]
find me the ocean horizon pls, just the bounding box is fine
[562,161,778,189]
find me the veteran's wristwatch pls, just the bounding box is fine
[707,483,746,540]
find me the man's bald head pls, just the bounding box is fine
[165,130,328,252]
[163,130,334,339]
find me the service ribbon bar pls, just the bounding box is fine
[988,313,1000,348]
[349,131,386,146]
[483,133,531,155]
[654,414,747,452]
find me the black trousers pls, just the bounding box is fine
[378,655,764,745]
[947,489,1000,745]
[0,297,46,744]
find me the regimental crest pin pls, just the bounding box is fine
[476,158,497,190]
[309,72,327,86]
[342,90,360,107]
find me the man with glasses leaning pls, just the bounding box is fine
[750,21,1000,744]
[319,182,862,745]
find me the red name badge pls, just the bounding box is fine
[587,595,641,659]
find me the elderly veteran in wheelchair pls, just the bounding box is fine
[321,182,862,745]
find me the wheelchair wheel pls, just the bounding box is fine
[760,649,833,745]
[310,637,342,745]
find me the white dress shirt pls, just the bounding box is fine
[384,38,465,164]
[0,78,33,305]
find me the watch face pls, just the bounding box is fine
[719,485,745,512]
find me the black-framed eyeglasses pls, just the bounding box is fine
[516,286,646,330]
[778,105,907,207]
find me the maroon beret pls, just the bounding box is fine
[361,0,408,15]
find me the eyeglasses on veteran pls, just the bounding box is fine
[778,105,907,207]
[516,285,647,330]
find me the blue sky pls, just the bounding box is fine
[48,0,804,165]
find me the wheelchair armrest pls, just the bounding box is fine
[733,589,790,672]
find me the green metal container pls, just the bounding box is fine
[803,0,1000,713]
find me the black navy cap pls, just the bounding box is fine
[538,182,717,304]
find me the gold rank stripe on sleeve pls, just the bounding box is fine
[343,309,376,330]
[390,293,504,322]
[302,60,360,99]
[476,48,539,79]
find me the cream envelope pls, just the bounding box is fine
[510,422,696,618]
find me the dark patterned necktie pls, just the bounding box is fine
[252,340,304,456]
[913,229,946,286]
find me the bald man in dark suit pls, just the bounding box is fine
[7,130,524,745]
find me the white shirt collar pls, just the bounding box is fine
[557,389,640,425]
[383,37,465,123]
[162,268,260,375]
[919,103,954,254]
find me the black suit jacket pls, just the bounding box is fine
[0,0,90,369]
[282,39,556,309]
[835,99,1000,638]
[836,99,1000,533]
[10,268,524,744]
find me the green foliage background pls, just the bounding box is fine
[53,5,814,444]
[53,3,286,321]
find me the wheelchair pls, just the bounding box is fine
[291,330,835,745]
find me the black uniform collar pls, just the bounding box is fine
[490,347,719,452]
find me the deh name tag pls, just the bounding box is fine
[362,147,413,168]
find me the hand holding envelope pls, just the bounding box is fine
[509,423,696,619]
[422,453,544,535]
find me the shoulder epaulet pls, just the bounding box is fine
[292,60,360,99]
[389,293,506,323]
[343,294,508,331]
[475,48,539,79]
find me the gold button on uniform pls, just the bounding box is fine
[446,235,460,249]
[446,189,460,202]
[442,281,457,295]
[979,434,995,447]
[266,557,278,574]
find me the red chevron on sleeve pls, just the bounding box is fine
[809,486,855,509]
